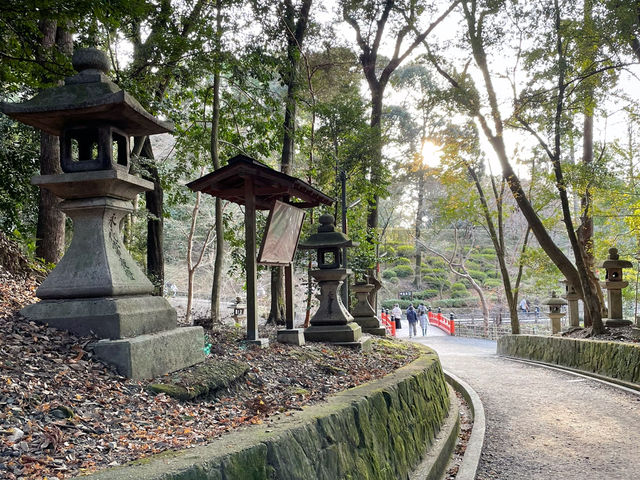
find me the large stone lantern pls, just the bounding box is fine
[601,247,633,327]
[1,48,204,379]
[298,214,370,350]
[543,291,567,334]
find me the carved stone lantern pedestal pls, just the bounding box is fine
[2,48,204,379]
[351,283,386,336]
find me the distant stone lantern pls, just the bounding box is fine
[560,279,580,327]
[543,291,567,334]
[1,48,204,379]
[601,247,633,327]
[298,214,370,350]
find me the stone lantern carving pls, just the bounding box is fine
[543,291,567,334]
[1,48,204,379]
[298,214,370,350]
[601,248,633,327]
[560,279,580,327]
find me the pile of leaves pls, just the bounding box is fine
[0,268,419,479]
[561,325,639,343]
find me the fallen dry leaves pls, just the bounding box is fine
[0,266,419,479]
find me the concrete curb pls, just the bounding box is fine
[443,370,485,480]
[500,355,640,397]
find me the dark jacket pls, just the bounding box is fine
[406,307,418,323]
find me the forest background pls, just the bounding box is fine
[1,0,640,335]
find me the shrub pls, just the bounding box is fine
[432,297,478,308]
[413,289,438,300]
[381,299,411,309]
[381,246,396,257]
[480,247,495,255]
[483,278,502,288]
[394,265,414,278]
[468,270,487,283]
[395,257,411,266]
[396,245,415,257]
[382,269,398,279]
[451,282,468,298]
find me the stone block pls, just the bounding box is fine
[277,329,305,345]
[21,295,177,339]
[353,316,386,336]
[91,326,204,380]
[245,338,269,348]
[304,322,362,343]
[332,337,373,352]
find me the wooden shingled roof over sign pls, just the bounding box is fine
[186,154,333,210]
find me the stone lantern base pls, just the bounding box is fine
[304,269,372,351]
[21,171,204,379]
[351,283,386,336]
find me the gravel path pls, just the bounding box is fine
[402,330,640,479]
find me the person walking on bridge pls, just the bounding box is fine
[391,304,402,330]
[417,303,428,336]
[406,304,418,338]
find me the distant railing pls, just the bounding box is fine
[428,311,455,335]
[453,317,570,340]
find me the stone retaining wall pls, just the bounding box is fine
[88,347,450,480]
[498,335,640,384]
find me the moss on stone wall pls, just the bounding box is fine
[498,335,640,384]
[88,348,450,480]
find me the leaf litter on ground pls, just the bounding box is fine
[0,264,419,479]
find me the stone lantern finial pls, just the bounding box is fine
[71,48,110,74]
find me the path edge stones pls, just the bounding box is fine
[443,370,486,480]
[84,345,455,480]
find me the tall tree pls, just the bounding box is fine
[268,0,313,325]
[342,0,459,233]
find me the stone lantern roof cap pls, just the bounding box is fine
[0,48,173,136]
[299,214,359,250]
[601,248,633,269]
[543,291,567,306]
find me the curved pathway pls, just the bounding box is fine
[396,324,640,479]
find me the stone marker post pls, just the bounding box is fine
[0,48,204,379]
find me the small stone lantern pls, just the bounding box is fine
[601,247,633,327]
[1,48,204,378]
[299,214,370,350]
[543,291,567,334]
[560,279,580,327]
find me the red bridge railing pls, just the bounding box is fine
[428,311,455,335]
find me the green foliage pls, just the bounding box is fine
[0,116,39,235]
[483,278,502,288]
[381,299,412,309]
[382,269,398,279]
[396,245,415,257]
[468,270,487,283]
[450,282,468,298]
[431,297,478,308]
[394,256,411,266]
[393,264,414,278]
[413,289,438,300]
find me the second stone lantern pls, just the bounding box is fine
[1,48,204,379]
[298,214,371,350]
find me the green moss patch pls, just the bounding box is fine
[148,358,250,401]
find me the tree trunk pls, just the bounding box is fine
[35,20,69,264]
[269,0,313,325]
[139,137,164,295]
[210,0,224,327]
[414,171,425,288]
